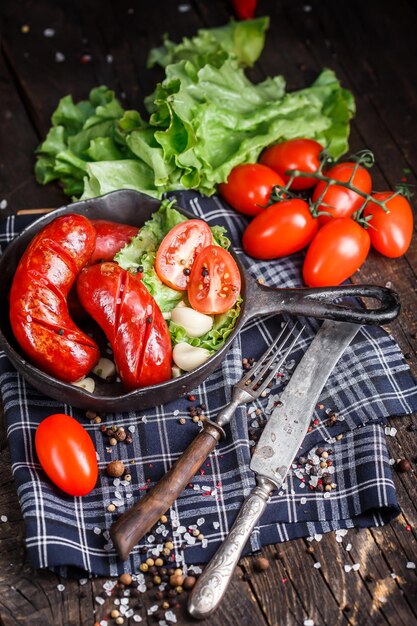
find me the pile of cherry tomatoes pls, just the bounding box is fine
[219,139,413,287]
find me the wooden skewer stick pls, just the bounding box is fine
[16,208,56,216]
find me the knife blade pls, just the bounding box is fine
[188,319,359,620]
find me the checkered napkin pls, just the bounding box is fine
[1,191,417,578]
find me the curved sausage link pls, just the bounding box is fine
[89,220,139,265]
[9,214,100,383]
[76,263,172,390]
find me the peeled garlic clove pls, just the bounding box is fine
[72,377,96,393]
[173,342,211,372]
[171,305,213,338]
[171,365,182,378]
[92,357,116,380]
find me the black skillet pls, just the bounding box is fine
[0,190,400,412]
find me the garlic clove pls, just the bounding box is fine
[72,377,96,393]
[92,357,116,380]
[173,342,211,372]
[171,365,182,378]
[171,305,213,338]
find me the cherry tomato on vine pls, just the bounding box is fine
[188,245,241,314]
[260,138,323,190]
[35,414,98,496]
[303,218,370,287]
[155,219,212,291]
[218,164,285,216]
[363,192,413,258]
[312,162,372,226]
[242,199,319,259]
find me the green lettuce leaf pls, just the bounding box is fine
[35,18,355,202]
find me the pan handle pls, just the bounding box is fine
[243,276,400,325]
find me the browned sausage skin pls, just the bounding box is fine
[9,214,100,383]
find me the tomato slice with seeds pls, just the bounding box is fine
[188,246,241,315]
[155,220,212,291]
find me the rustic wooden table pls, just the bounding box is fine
[0,1,416,625]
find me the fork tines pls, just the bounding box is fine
[239,322,304,397]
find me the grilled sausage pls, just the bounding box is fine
[9,214,100,382]
[76,263,172,390]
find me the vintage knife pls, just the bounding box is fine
[188,319,359,619]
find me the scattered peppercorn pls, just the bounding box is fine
[109,437,117,446]
[106,460,125,478]
[118,573,132,586]
[107,504,116,513]
[183,575,196,590]
[395,459,411,473]
[254,556,270,572]
[125,434,133,445]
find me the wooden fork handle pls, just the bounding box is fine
[110,420,225,561]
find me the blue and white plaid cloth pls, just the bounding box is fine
[1,190,417,578]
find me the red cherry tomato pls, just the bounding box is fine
[313,162,372,226]
[363,192,413,258]
[242,199,319,259]
[188,246,241,314]
[231,0,257,20]
[35,414,98,496]
[155,220,212,291]
[303,218,370,287]
[218,164,285,216]
[260,139,323,190]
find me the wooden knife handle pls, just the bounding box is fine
[110,420,225,561]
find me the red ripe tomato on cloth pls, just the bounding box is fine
[303,218,371,287]
[363,192,413,258]
[242,199,318,259]
[260,138,323,190]
[35,413,98,496]
[218,163,285,216]
[312,162,372,226]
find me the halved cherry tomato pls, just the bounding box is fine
[260,139,323,190]
[363,192,413,258]
[242,199,319,259]
[303,218,370,287]
[312,162,372,226]
[35,413,98,496]
[155,220,212,291]
[188,246,241,314]
[218,164,285,216]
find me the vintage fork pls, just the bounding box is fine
[110,321,304,561]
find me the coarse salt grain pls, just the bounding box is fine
[99,621,108,626]
[352,563,360,571]
[148,605,158,615]
[0,200,7,210]
[406,561,416,569]
[165,610,177,622]
[314,534,322,542]
[94,527,101,535]
[304,620,314,626]
[346,543,352,552]
[79,578,88,585]
[106,54,113,63]
[178,3,191,11]
[197,517,205,526]
[213,521,220,529]
[95,596,105,605]
[313,562,321,569]
[344,565,352,573]
[336,535,343,543]
[57,584,65,591]
[133,614,143,621]
[128,425,136,433]
[1,515,8,522]
[43,28,55,37]
[300,497,307,505]
[55,51,65,62]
